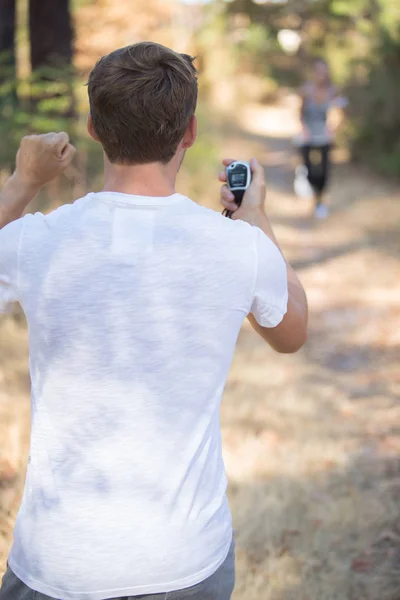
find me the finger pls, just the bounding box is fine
[222,158,236,167]
[60,143,76,165]
[218,170,227,183]
[53,132,70,158]
[249,157,265,184]
[20,134,36,148]
[41,132,68,156]
[42,132,58,144]
[220,197,238,212]
[220,185,234,202]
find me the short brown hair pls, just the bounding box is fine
[88,42,198,164]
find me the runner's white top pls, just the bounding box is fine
[0,192,288,599]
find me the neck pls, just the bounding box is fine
[102,156,179,197]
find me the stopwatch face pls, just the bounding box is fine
[227,163,249,189]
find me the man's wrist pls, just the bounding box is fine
[237,206,267,227]
[10,171,42,197]
[0,172,41,229]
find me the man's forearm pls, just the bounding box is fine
[0,173,40,230]
[219,156,308,351]
[241,207,308,324]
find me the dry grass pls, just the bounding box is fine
[1,99,400,600]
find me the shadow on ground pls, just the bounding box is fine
[230,451,400,600]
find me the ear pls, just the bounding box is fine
[87,113,100,142]
[181,115,197,150]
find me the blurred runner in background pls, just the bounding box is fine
[294,58,347,219]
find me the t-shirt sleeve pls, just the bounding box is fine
[250,226,288,328]
[0,218,24,313]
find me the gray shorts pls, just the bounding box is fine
[0,540,235,600]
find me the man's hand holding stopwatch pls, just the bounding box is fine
[219,157,281,249]
[219,157,267,222]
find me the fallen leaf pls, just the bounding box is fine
[351,555,373,572]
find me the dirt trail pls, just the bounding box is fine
[221,97,400,600]
[1,97,400,600]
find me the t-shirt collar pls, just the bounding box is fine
[88,191,185,206]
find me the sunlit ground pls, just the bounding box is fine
[1,97,400,600]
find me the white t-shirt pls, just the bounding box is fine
[0,192,288,599]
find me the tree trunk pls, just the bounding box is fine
[0,0,17,105]
[29,0,75,118]
[29,0,73,70]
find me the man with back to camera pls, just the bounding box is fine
[0,42,307,600]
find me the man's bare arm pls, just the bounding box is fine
[0,132,76,230]
[0,175,41,229]
[219,157,308,354]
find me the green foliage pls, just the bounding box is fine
[0,59,75,169]
[180,103,219,199]
[223,0,400,175]
[71,0,96,10]
[346,24,400,175]
[236,23,274,60]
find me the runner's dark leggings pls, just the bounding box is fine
[301,144,331,206]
